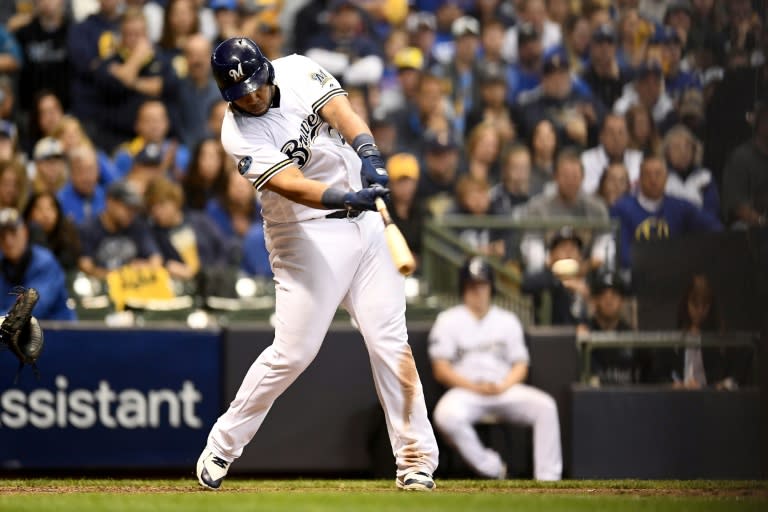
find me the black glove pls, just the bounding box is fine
[0,287,44,382]
[352,134,388,188]
[343,185,390,211]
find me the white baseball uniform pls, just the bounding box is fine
[206,54,439,478]
[428,304,562,480]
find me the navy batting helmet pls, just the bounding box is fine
[211,37,275,102]
[459,256,495,295]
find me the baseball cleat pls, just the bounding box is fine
[396,471,435,491]
[196,449,230,490]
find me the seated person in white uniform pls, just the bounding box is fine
[428,257,562,480]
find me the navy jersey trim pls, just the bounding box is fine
[311,88,347,113]
[252,158,293,190]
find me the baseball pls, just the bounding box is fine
[551,258,580,278]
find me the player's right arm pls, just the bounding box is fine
[262,166,387,211]
[431,359,499,395]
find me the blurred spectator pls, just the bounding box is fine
[124,141,172,195]
[0,75,16,124]
[528,118,558,195]
[560,14,592,74]
[158,0,200,60]
[384,152,424,264]
[465,122,502,183]
[206,99,228,142]
[506,22,542,104]
[521,227,590,325]
[251,9,285,61]
[431,1,466,64]
[581,24,632,112]
[182,137,228,210]
[30,136,68,194]
[205,173,261,261]
[26,90,65,156]
[721,0,763,66]
[416,133,461,218]
[67,0,122,144]
[393,73,450,156]
[0,159,29,212]
[52,115,119,185]
[651,26,701,101]
[453,174,505,259]
[614,61,677,133]
[92,7,179,152]
[23,191,81,271]
[465,62,516,145]
[625,103,661,155]
[610,155,722,268]
[305,1,383,88]
[379,28,408,95]
[502,0,562,63]
[581,114,643,194]
[616,8,653,71]
[377,46,423,118]
[662,124,720,220]
[722,100,768,228]
[516,47,604,148]
[0,120,23,165]
[57,145,106,226]
[546,0,571,26]
[175,34,220,150]
[113,100,189,178]
[210,0,240,48]
[639,0,669,23]
[369,112,399,159]
[478,19,508,70]
[0,207,75,321]
[0,22,22,76]
[14,0,70,114]
[490,145,531,215]
[78,180,162,279]
[240,221,271,278]
[404,10,439,70]
[595,162,631,209]
[429,256,562,480]
[292,0,331,55]
[145,176,228,281]
[437,15,482,137]
[676,88,706,139]
[521,149,613,271]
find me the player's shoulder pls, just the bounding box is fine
[435,304,469,323]
[273,54,323,80]
[489,305,523,326]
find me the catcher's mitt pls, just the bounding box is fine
[0,287,44,382]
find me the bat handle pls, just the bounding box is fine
[374,197,392,224]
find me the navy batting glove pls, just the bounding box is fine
[352,134,388,187]
[343,185,390,211]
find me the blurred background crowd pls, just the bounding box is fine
[0,0,765,353]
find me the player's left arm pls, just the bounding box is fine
[497,362,529,392]
[319,95,388,187]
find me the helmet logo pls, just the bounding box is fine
[228,62,245,81]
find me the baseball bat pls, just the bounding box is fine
[374,197,416,276]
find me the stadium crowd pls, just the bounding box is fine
[0,0,765,339]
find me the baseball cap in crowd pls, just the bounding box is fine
[0,120,17,140]
[134,143,165,167]
[678,89,704,121]
[386,153,420,181]
[517,22,540,46]
[542,47,570,75]
[393,47,424,71]
[664,0,692,21]
[478,61,507,85]
[209,0,237,10]
[591,23,617,44]
[590,269,629,296]
[33,137,65,161]
[107,180,144,209]
[0,208,22,231]
[651,26,681,46]
[451,16,480,38]
[329,0,356,12]
[425,132,458,153]
[405,11,436,33]
[635,60,663,80]
[548,226,583,251]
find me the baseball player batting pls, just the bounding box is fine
[196,38,438,491]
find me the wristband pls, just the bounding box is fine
[320,188,349,210]
[351,133,377,154]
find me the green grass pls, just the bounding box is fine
[0,479,765,512]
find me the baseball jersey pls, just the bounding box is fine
[428,305,529,383]
[221,54,362,224]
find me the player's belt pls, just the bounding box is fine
[325,209,363,219]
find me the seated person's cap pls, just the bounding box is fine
[635,60,663,79]
[33,137,65,160]
[650,26,681,45]
[107,181,143,209]
[424,132,458,153]
[517,22,540,45]
[386,153,420,180]
[451,16,480,38]
[0,208,22,230]
[549,226,583,250]
[0,120,17,140]
[394,47,424,70]
[134,143,165,167]
[542,47,570,74]
[591,24,617,43]
[405,11,436,33]
[590,269,629,295]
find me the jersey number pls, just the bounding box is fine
[281,140,311,169]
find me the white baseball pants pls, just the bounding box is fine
[207,213,439,477]
[433,384,562,480]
